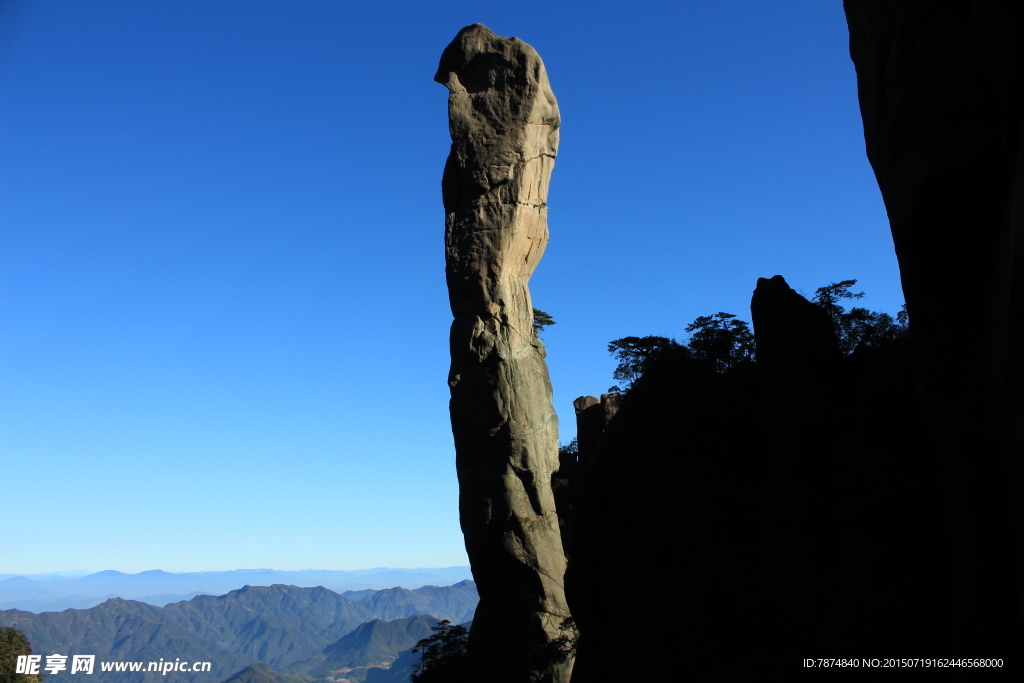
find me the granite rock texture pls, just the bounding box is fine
[844,1,1024,651]
[436,24,572,683]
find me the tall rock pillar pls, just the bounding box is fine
[435,24,572,683]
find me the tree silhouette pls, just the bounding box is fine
[812,280,864,324]
[684,312,755,372]
[812,280,907,354]
[410,619,468,683]
[606,336,689,391]
[532,309,556,337]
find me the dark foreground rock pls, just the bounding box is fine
[566,278,954,681]
[844,0,1024,655]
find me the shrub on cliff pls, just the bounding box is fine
[410,619,467,683]
[0,627,43,683]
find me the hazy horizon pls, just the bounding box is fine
[1,565,472,577]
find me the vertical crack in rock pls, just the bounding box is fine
[435,24,572,683]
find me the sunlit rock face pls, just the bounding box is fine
[844,1,1024,652]
[436,23,572,683]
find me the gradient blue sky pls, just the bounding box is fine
[1,1,898,574]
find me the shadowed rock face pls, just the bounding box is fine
[571,394,620,466]
[565,278,953,681]
[435,24,572,683]
[750,275,840,379]
[844,1,1024,651]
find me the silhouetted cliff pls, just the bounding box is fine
[559,4,1024,678]
[565,276,955,680]
[844,0,1024,655]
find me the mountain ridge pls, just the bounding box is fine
[0,582,477,683]
[0,568,473,613]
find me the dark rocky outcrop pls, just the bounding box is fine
[561,5,1024,674]
[436,24,572,683]
[844,0,1024,654]
[565,279,953,681]
[571,396,601,465]
[750,274,841,379]
[571,394,620,466]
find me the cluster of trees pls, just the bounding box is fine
[605,311,756,391]
[814,280,908,355]
[605,280,907,391]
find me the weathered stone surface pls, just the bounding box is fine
[844,1,1024,651]
[571,394,620,465]
[599,393,621,429]
[436,24,571,683]
[571,396,601,466]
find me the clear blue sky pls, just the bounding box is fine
[0,1,898,574]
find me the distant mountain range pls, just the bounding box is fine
[0,568,473,613]
[0,581,477,683]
